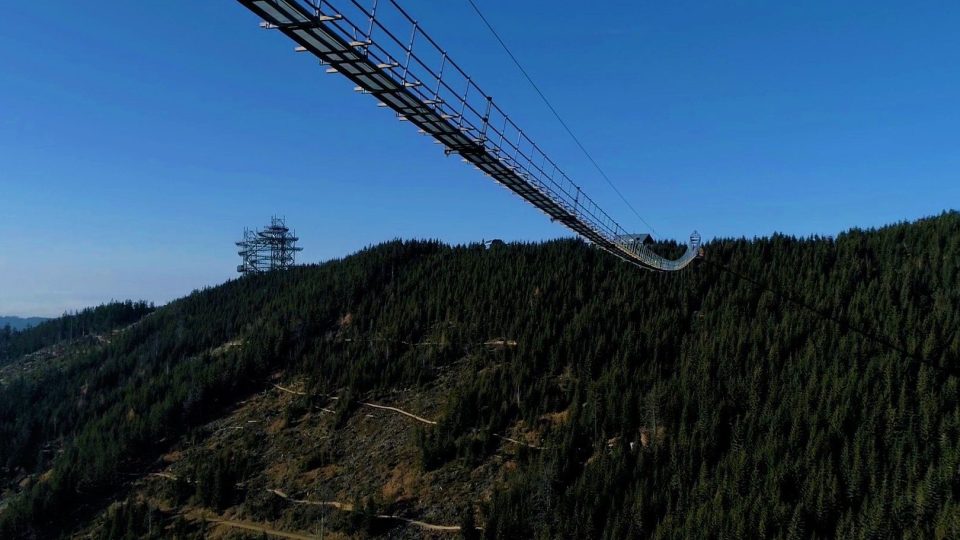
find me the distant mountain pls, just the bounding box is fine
[0,316,49,331]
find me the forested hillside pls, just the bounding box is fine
[1,212,958,539]
[0,301,153,364]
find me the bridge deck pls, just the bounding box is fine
[237,0,700,271]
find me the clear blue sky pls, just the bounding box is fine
[2,1,958,317]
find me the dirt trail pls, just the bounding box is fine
[273,383,307,396]
[495,434,544,450]
[267,489,463,532]
[186,510,317,539]
[206,518,316,539]
[359,402,437,425]
[271,384,435,425]
[267,489,352,510]
[270,383,543,448]
[358,402,544,450]
[382,516,461,532]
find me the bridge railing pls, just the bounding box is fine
[295,1,631,236]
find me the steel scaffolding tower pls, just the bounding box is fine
[237,217,303,274]
[235,0,701,271]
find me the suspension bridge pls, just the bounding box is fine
[236,0,701,271]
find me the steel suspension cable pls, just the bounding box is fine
[465,0,658,235]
